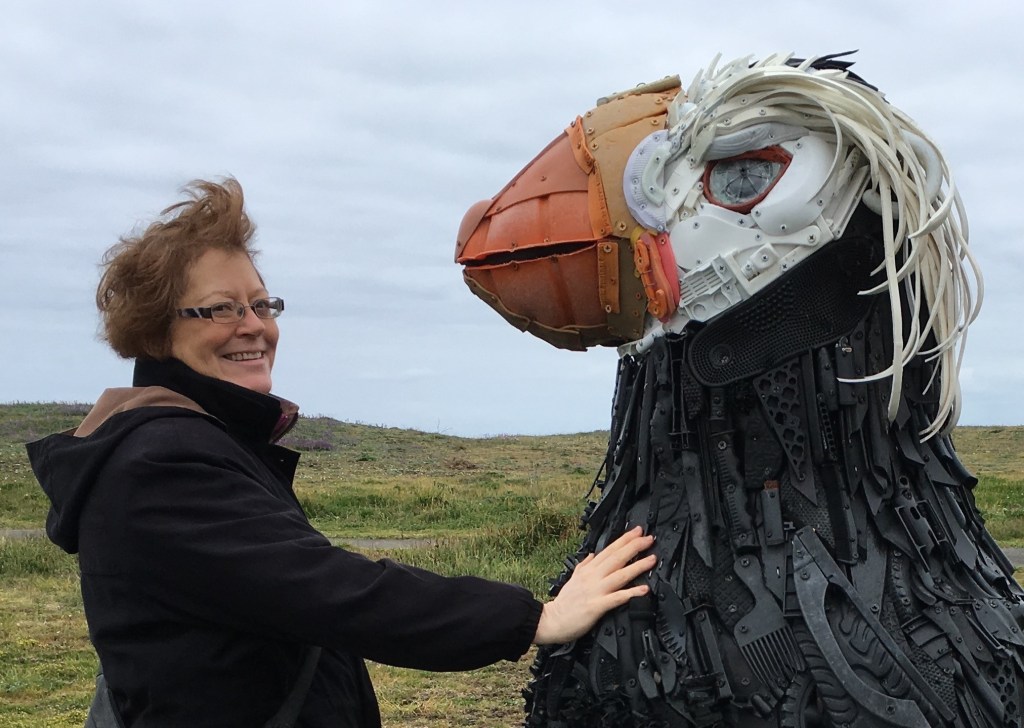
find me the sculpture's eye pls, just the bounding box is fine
[703,146,792,213]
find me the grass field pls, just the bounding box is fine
[1,402,1023,726]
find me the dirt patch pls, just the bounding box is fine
[0,529,435,552]
[335,537,435,550]
[0,528,46,540]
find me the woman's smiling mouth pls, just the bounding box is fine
[225,352,264,362]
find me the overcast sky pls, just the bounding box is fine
[2,1,1021,437]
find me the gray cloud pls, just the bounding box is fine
[2,0,1022,434]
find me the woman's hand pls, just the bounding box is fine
[533,527,656,645]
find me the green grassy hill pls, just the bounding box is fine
[1,403,1022,726]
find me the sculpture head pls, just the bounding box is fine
[457,53,981,437]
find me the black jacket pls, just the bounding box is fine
[28,358,542,727]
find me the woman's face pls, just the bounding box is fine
[169,249,279,394]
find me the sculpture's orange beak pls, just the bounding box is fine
[456,80,681,351]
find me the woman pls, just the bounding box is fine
[27,178,655,727]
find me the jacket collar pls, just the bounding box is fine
[133,358,298,444]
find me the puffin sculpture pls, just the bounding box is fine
[457,53,1017,728]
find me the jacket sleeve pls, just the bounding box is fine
[114,417,542,671]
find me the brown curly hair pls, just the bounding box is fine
[96,177,259,359]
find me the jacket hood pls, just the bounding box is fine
[28,359,301,555]
[26,387,209,554]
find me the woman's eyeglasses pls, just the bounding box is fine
[176,297,285,323]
